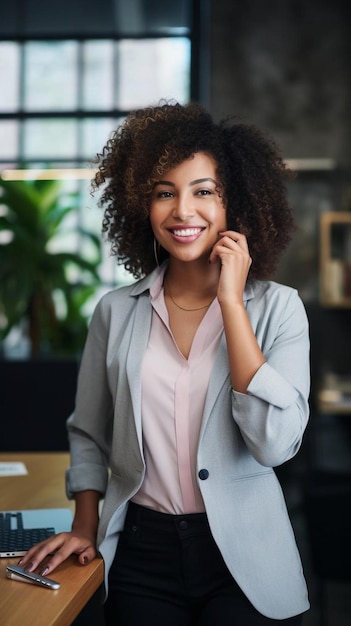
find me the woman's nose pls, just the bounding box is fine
[172,195,194,220]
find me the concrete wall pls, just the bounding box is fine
[209,0,351,305]
[209,0,351,165]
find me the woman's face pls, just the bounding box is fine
[150,152,226,264]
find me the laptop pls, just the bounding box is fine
[0,508,73,557]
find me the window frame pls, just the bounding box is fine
[0,0,205,168]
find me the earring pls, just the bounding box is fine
[153,238,160,266]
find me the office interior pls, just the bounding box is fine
[0,1,351,624]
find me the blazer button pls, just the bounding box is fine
[198,468,209,480]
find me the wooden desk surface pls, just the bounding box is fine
[0,453,104,626]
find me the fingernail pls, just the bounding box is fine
[41,568,49,576]
[17,559,23,566]
[83,556,88,565]
[24,562,34,572]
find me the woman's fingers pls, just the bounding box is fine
[210,230,251,264]
[77,545,97,566]
[219,231,250,253]
[18,533,67,569]
[209,231,252,304]
[39,538,97,577]
[209,230,251,265]
[18,532,97,576]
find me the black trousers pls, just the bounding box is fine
[104,502,304,626]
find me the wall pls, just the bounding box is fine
[210,0,351,374]
[209,0,351,300]
[210,0,351,165]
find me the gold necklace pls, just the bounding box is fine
[165,277,214,312]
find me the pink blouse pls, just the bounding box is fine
[131,268,223,514]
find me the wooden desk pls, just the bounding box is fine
[0,453,104,626]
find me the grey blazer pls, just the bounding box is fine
[66,265,310,619]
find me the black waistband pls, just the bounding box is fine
[126,501,208,527]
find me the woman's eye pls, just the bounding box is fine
[157,191,173,199]
[196,189,212,196]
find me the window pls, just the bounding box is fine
[0,37,191,166]
[0,0,204,348]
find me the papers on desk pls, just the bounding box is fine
[0,462,28,476]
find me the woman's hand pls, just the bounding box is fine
[209,230,252,305]
[17,529,98,577]
[18,490,101,577]
[210,230,264,392]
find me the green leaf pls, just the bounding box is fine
[0,177,103,357]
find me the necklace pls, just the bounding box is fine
[165,277,214,312]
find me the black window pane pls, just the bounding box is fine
[0,0,191,37]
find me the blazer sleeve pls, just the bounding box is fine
[231,287,310,467]
[65,295,113,498]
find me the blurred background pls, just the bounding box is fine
[0,1,351,624]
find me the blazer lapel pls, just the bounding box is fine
[199,280,256,437]
[125,292,153,449]
[199,333,231,439]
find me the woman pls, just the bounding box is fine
[20,101,310,625]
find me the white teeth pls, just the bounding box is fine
[172,228,202,237]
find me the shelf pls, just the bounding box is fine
[319,212,351,307]
[318,375,351,415]
[320,297,351,308]
[318,400,351,415]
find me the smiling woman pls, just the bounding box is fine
[149,153,226,265]
[19,101,310,626]
[93,101,294,280]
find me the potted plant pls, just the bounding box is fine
[0,177,102,358]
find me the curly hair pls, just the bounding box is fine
[92,100,295,279]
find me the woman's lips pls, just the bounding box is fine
[167,227,205,243]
